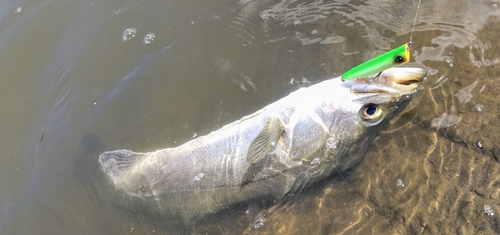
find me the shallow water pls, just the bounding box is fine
[1,0,500,234]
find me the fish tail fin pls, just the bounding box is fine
[98,149,147,179]
[99,150,156,198]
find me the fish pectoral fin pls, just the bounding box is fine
[240,160,266,187]
[246,117,284,164]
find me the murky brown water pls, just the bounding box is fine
[1,0,499,234]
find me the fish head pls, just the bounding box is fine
[316,66,426,173]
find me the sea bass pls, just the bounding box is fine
[99,66,426,222]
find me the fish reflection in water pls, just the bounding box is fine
[99,66,426,224]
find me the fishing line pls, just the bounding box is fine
[341,0,422,81]
[409,0,422,45]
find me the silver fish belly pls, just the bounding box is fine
[99,66,426,222]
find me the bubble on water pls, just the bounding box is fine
[311,29,318,35]
[260,13,268,20]
[122,27,137,41]
[143,33,155,44]
[484,204,495,217]
[475,103,484,112]
[310,158,320,166]
[444,56,453,67]
[325,138,336,150]
[254,219,264,229]
[191,172,205,183]
[361,207,372,217]
[477,140,483,148]
[396,178,405,189]
[324,187,332,194]
[15,7,22,13]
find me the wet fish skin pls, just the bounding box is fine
[99,66,426,223]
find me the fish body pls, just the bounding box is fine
[99,66,426,222]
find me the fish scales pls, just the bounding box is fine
[99,66,426,223]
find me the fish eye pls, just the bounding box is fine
[394,56,404,63]
[366,105,377,115]
[361,104,383,120]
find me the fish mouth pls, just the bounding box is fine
[350,64,427,94]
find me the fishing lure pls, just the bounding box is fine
[341,43,411,81]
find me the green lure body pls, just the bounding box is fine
[341,43,411,81]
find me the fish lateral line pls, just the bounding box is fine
[341,43,411,81]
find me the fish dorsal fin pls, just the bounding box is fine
[246,117,284,163]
